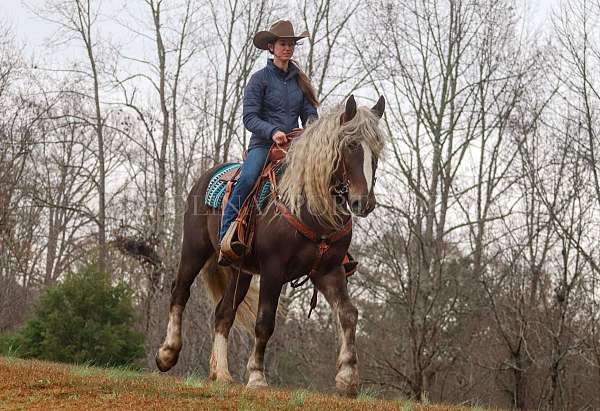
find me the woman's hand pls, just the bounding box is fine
[272,130,288,145]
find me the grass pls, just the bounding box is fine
[70,363,99,377]
[184,371,205,388]
[289,389,309,406]
[70,363,142,380]
[0,356,500,410]
[2,344,21,363]
[104,365,142,380]
[357,385,380,401]
[398,399,414,411]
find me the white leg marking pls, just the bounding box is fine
[335,306,359,395]
[361,141,373,193]
[213,333,229,374]
[164,308,182,348]
[246,343,268,388]
[157,305,183,371]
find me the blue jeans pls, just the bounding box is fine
[219,145,271,241]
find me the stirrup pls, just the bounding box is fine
[217,249,233,267]
[218,221,247,266]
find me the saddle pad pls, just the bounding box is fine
[205,163,241,209]
[204,162,286,210]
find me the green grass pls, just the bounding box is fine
[184,371,205,388]
[2,344,21,363]
[289,389,309,406]
[397,399,414,411]
[71,363,99,377]
[104,365,142,380]
[70,363,141,380]
[207,380,226,399]
[357,385,380,401]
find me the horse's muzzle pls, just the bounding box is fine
[349,199,370,217]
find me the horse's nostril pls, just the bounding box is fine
[350,200,362,213]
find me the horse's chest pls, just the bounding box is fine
[254,221,350,280]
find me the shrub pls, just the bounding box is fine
[11,265,144,367]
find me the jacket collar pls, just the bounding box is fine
[267,58,298,80]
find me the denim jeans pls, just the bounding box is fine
[219,145,271,241]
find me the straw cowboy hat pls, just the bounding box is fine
[253,20,309,50]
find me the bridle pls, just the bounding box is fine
[330,143,378,204]
[331,156,350,198]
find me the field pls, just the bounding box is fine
[0,356,489,410]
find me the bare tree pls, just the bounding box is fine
[206,0,273,159]
[0,25,42,329]
[354,0,551,404]
[294,0,365,103]
[33,0,111,271]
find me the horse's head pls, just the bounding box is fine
[278,94,386,227]
[335,95,385,217]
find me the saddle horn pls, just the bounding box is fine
[371,95,385,118]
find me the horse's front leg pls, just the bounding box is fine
[246,271,283,389]
[209,269,252,383]
[313,266,359,397]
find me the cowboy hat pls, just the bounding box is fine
[253,20,309,50]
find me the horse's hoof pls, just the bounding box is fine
[336,381,358,398]
[246,380,269,389]
[209,370,235,384]
[246,371,268,389]
[155,347,179,372]
[335,367,358,397]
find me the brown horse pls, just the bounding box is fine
[156,95,386,397]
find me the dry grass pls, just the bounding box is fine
[0,356,488,410]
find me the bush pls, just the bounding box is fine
[0,331,26,357]
[9,265,145,367]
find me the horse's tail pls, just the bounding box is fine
[200,254,259,335]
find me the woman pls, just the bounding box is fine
[218,20,320,266]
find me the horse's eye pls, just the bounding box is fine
[347,141,360,151]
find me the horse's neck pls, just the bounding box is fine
[275,159,350,231]
[296,200,350,232]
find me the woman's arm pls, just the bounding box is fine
[243,72,278,142]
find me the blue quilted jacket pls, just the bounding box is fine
[244,59,318,149]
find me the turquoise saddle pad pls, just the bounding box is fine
[204,163,284,210]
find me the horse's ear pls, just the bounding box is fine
[343,95,357,123]
[371,95,385,118]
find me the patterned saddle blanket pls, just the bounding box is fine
[204,162,284,210]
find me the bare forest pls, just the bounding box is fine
[1,0,600,409]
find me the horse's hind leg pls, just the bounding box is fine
[156,240,210,372]
[312,267,359,397]
[209,271,252,383]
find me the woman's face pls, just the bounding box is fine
[269,38,296,61]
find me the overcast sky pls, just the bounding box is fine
[0,0,563,63]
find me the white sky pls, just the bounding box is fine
[1,0,563,63]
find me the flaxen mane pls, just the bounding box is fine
[278,105,385,227]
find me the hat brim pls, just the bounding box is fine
[253,30,309,50]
